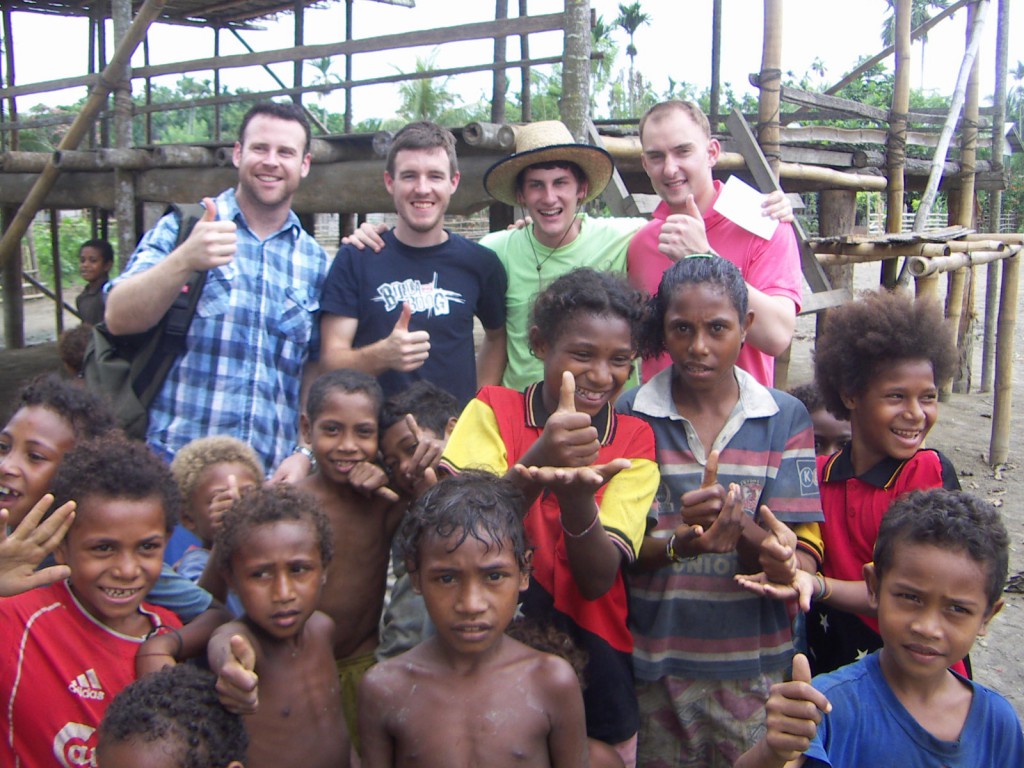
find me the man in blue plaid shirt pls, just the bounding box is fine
[105,102,327,480]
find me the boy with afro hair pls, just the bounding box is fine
[797,289,961,676]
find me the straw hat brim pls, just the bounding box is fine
[483,144,614,206]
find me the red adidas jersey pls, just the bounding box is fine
[0,580,180,768]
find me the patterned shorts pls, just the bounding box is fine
[635,671,783,768]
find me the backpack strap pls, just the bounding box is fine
[131,203,210,405]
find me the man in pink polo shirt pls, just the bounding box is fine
[628,100,802,387]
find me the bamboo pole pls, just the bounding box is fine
[883,0,911,288]
[112,0,136,266]
[982,0,1010,392]
[49,210,63,335]
[941,265,967,399]
[989,252,1019,465]
[915,272,940,302]
[911,0,990,235]
[949,1,983,394]
[519,0,531,123]
[815,242,952,259]
[906,248,1013,277]
[0,0,167,273]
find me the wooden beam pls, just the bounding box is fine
[777,85,889,122]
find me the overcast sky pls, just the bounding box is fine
[6,0,1020,125]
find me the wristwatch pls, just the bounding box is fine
[292,444,316,467]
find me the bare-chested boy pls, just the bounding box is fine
[358,470,588,768]
[207,484,348,768]
[297,368,403,745]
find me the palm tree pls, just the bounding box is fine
[589,15,619,112]
[307,57,341,131]
[614,2,651,115]
[396,52,456,123]
[881,0,951,89]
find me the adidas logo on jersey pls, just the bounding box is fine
[67,668,105,701]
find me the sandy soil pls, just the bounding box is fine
[3,270,1024,718]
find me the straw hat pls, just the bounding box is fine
[483,121,613,206]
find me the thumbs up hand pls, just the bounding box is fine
[658,194,712,261]
[213,633,260,715]
[384,303,431,372]
[522,372,601,469]
[176,196,237,272]
[747,653,831,765]
[680,450,727,530]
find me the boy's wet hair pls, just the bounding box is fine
[640,255,748,359]
[213,484,334,575]
[98,664,247,767]
[7,373,116,440]
[79,238,114,265]
[306,368,383,423]
[397,471,530,573]
[171,435,265,503]
[50,434,179,532]
[788,383,825,415]
[874,488,1009,608]
[386,120,459,177]
[814,289,956,420]
[379,380,459,436]
[529,267,647,352]
[239,101,311,154]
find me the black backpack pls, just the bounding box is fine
[82,203,208,439]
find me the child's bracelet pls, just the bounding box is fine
[146,625,184,659]
[562,507,601,539]
[813,573,832,603]
[666,533,697,563]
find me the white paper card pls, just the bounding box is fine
[712,176,778,241]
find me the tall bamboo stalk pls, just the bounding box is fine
[982,0,1010,391]
[911,0,990,234]
[883,0,911,288]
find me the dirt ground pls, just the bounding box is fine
[3,271,1024,718]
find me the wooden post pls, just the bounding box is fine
[112,0,136,266]
[950,1,981,395]
[1,206,23,348]
[519,0,532,122]
[757,0,786,386]
[293,0,304,106]
[989,252,1019,465]
[915,272,940,302]
[816,190,857,340]
[344,0,354,133]
[561,0,591,143]
[710,0,722,133]
[214,27,222,141]
[50,210,64,335]
[982,0,1010,392]
[757,0,782,178]
[1,9,24,346]
[883,0,911,288]
[492,0,508,124]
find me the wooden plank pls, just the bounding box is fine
[132,13,567,80]
[798,288,852,315]
[778,86,889,122]
[0,13,566,100]
[725,108,831,293]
